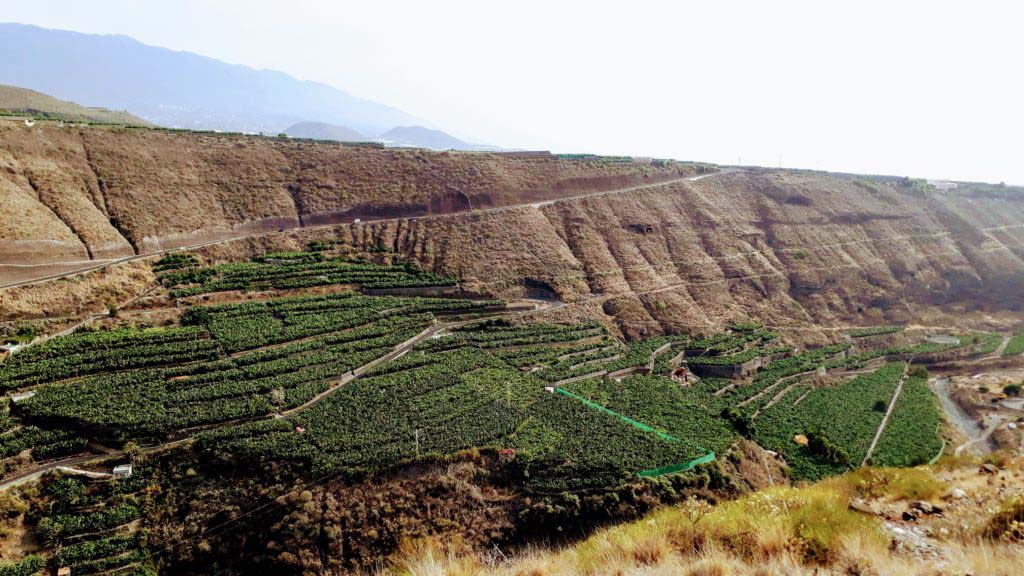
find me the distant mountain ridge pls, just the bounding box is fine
[0,23,427,135]
[0,84,150,125]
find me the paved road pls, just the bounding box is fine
[0,171,729,291]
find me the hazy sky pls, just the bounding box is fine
[5,1,1023,183]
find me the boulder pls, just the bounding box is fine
[980,463,999,475]
[850,499,882,516]
[910,501,942,515]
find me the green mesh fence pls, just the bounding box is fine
[637,452,716,477]
[552,387,716,477]
[554,388,678,441]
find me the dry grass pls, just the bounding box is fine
[381,459,1024,576]
[0,260,154,321]
[828,466,947,501]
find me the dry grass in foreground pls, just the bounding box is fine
[383,455,1024,576]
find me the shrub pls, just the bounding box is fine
[0,491,27,518]
[908,365,928,379]
[1003,384,1021,397]
[721,407,754,438]
[984,497,1024,542]
[806,431,851,467]
[838,467,946,500]
[0,556,44,576]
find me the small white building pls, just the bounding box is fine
[10,390,36,403]
[927,180,958,190]
[112,464,133,479]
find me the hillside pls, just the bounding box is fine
[0,199,1022,574]
[0,240,1019,574]
[388,458,1024,575]
[282,121,367,142]
[0,23,426,134]
[0,84,150,125]
[4,123,1024,338]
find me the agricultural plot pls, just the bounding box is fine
[845,325,904,338]
[0,400,87,462]
[420,321,606,353]
[1,267,970,504]
[0,425,87,461]
[1002,329,1024,357]
[718,343,851,413]
[34,471,156,575]
[0,327,216,389]
[832,338,964,370]
[194,335,712,492]
[970,332,1004,356]
[678,329,776,356]
[511,391,696,492]
[870,375,945,467]
[9,292,498,442]
[195,348,527,477]
[158,251,457,298]
[753,362,908,480]
[187,316,955,487]
[564,375,734,457]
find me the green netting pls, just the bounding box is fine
[554,388,678,441]
[637,452,716,477]
[552,387,716,477]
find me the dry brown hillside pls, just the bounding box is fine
[0,123,698,265]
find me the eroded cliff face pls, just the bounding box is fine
[189,171,1024,338]
[0,123,696,264]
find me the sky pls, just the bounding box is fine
[4,0,1023,183]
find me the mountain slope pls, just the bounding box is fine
[283,121,367,142]
[0,84,150,125]
[0,23,425,134]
